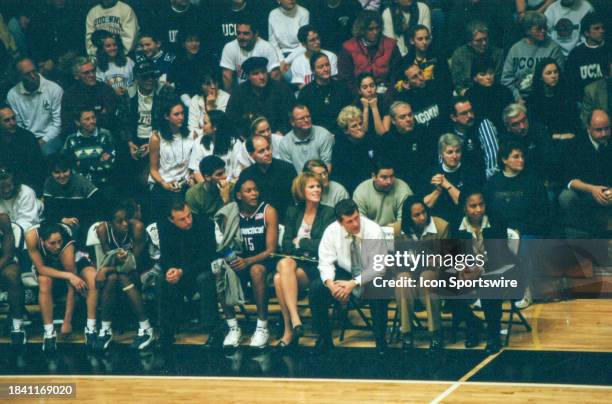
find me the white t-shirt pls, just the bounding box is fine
[381,3,431,56]
[96,57,135,96]
[0,185,42,232]
[290,49,338,86]
[136,90,154,140]
[187,90,231,137]
[545,0,594,55]
[189,137,243,181]
[268,5,310,55]
[220,38,281,83]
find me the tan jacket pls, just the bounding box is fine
[581,78,609,126]
[396,216,449,240]
[0,14,16,54]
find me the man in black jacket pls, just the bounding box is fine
[375,101,435,194]
[392,64,451,140]
[61,57,118,135]
[559,109,612,237]
[118,63,158,215]
[238,135,297,221]
[0,104,45,194]
[157,197,220,347]
[225,57,295,134]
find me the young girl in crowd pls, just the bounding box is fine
[400,24,450,86]
[95,30,135,98]
[148,98,195,219]
[188,71,230,137]
[189,110,241,183]
[528,58,580,140]
[354,73,391,136]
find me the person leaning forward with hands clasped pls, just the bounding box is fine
[559,109,612,236]
[311,199,389,356]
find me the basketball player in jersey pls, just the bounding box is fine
[94,200,154,351]
[221,176,278,349]
[25,222,98,353]
[0,213,26,346]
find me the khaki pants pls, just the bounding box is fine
[395,269,442,333]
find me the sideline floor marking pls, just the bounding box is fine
[431,349,502,403]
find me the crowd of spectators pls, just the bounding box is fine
[0,0,610,357]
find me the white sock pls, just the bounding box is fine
[256,319,268,329]
[139,319,151,330]
[101,321,112,332]
[226,318,238,328]
[12,318,23,331]
[43,324,54,337]
[86,319,96,332]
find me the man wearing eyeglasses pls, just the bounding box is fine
[450,20,504,96]
[278,104,334,173]
[501,11,565,102]
[450,97,499,180]
[560,109,611,237]
[61,57,118,135]
[6,58,63,156]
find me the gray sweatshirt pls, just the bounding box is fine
[501,38,565,100]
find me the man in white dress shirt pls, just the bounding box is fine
[311,199,389,355]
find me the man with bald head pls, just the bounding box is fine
[6,58,63,155]
[560,109,612,237]
[0,105,45,193]
[375,101,437,194]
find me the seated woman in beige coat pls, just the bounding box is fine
[396,196,448,351]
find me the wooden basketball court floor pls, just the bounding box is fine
[1,298,612,403]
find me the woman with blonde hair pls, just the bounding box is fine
[274,172,335,349]
[331,105,377,194]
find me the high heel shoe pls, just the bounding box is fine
[290,325,303,347]
[277,339,295,354]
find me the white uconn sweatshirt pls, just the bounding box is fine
[86,1,139,56]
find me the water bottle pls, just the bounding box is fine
[223,248,238,264]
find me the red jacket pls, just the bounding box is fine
[339,36,400,92]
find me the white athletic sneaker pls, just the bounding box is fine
[249,326,269,349]
[223,326,242,348]
[515,295,532,309]
[515,288,532,309]
[131,328,155,350]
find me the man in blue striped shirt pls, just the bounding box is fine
[450,96,500,179]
